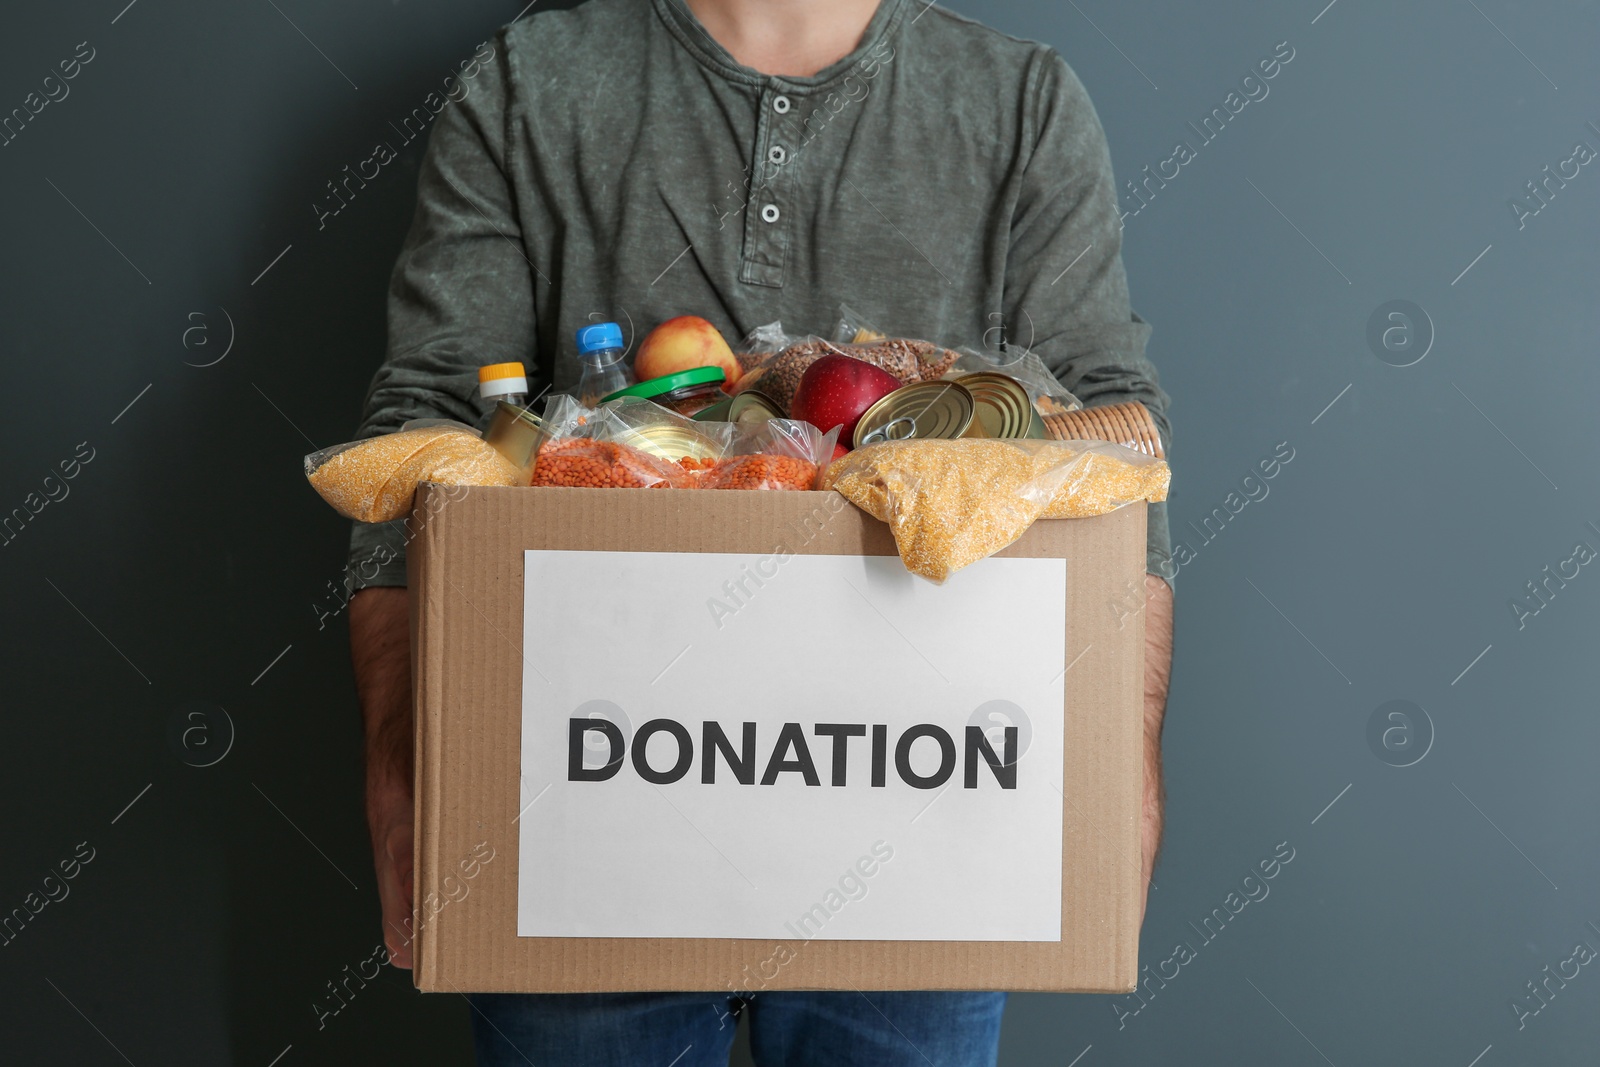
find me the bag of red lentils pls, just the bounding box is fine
[530,396,700,489]
[530,396,833,491]
[691,419,839,491]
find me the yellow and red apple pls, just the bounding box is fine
[635,316,741,386]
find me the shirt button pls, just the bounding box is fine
[767,145,787,165]
[772,94,791,114]
[760,204,780,223]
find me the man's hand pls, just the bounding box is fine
[1141,572,1174,925]
[370,785,414,969]
[350,586,416,969]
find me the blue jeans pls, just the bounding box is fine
[468,990,1007,1066]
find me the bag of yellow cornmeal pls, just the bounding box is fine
[822,438,1170,582]
[305,425,525,523]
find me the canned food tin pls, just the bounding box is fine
[615,422,724,462]
[728,391,784,426]
[691,395,735,422]
[853,381,976,448]
[957,372,1048,439]
[483,401,551,475]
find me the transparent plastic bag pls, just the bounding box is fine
[731,319,960,415]
[822,438,1169,582]
[832,305,1080,415]
[946,347,1081,414]
[304,422,525,523]
[531,438,695,488]
[729,321,821,410]
[532,395,837,490]
[734,321,799,372]
[1036,441,1169,517]
[831,303,889,344]
[691,418,840,490]
[825,306,961,384]
[531,396,703,488]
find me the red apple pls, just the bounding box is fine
[790,354,903,447]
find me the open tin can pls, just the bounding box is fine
[692,390,784,427]
[614,422,723,463]
[727,391,784,425]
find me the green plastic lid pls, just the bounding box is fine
[602,365,726,402]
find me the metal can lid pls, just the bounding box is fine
[853,382,975,448]
[958,372,1043,439]
[728,390,784,425]
[691,395,735,422]
[615,422,724,461]
[602,366,726,403]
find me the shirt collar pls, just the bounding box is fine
[651,0,907,92]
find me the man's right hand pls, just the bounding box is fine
[371,787,415,968]
[350,586,416,970]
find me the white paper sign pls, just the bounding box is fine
[518,550,1066,941]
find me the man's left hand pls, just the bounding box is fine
[1141,572,1174,925]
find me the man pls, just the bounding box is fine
[348,0,1174,1062]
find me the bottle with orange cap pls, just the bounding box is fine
[478,362,530,412]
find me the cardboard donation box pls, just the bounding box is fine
[408,484,1146,993]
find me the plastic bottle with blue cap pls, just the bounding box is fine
[575,322,632,408]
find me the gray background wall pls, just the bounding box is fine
[1,0,1595,1064]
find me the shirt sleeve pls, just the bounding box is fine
[1005,50,1174,588]
[347,34,539,590]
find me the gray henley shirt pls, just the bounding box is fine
[347,0,1173,588]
